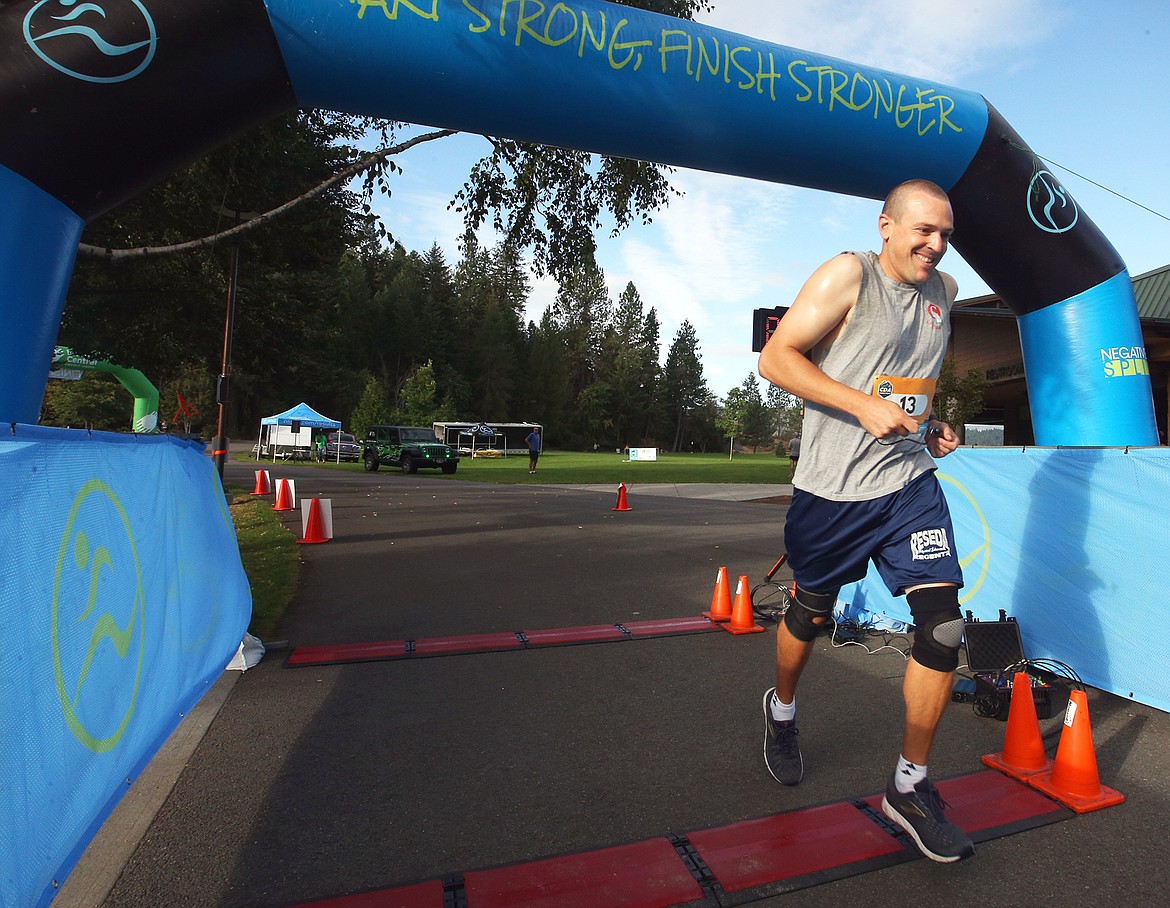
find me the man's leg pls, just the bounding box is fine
[899,583,963,763]
[774,619,815,703]
[901,654,954,764]
[776,584,836,695]
[881,583,973,862]
[764,585,836,785]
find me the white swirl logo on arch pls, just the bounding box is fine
[24,0,157,84]
[1027,169,1079,234]
[52,479,146,753]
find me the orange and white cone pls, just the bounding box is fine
[612,482,632,511]
[272,478,295,512]
[722,575,765,635]
[252,469,272,495]
[1028,689,1124,813]
[703,566,733,622]
[981,672,1053,781]
[297,497,333,544]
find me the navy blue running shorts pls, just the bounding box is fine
[783,470,964,597]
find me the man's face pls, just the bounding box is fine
[878,192,954,285]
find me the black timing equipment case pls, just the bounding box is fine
[962,610,1054,721]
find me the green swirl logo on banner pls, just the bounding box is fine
[52,478,146,753]
[936,472,991,604]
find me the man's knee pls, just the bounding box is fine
[783,585,838,643]
[907,585,964,672]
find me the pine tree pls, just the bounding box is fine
[662,320,708,451]
[523,311,571,442]
[598,282,658,447]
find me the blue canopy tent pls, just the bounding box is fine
[258,402,340,461]
[460,422,500,457]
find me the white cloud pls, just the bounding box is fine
[376,186,463,253]
[698,0,1063,85]
[612,171,796,324]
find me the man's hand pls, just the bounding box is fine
[856,395,921,440]
[926,419,959,457]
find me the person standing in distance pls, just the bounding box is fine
[526,427,541,474]
[786,432,801,482]
[756,179,973,863]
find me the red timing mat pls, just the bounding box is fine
[286,771,1074,907]
[285,616,721,667]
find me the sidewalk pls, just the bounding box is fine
[544,482,793,501]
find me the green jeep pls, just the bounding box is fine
[362,425,460,474]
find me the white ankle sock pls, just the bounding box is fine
[894,755,927,793]
[769,692,796,723]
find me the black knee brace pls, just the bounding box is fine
[783,585,838,643]
[907,586,964,672]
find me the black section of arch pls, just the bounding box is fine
[947,101,1125,315]
[0,0,295,220]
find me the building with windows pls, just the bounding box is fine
[951,263,1170,445]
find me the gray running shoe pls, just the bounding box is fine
[761,687,803,785]
[881,775,975,863]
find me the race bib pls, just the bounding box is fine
[873,376,937,424]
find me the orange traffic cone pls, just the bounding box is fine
[612,482,632,511]
[272,478,295,512]
[253,469,272,495]
[1027,689,1124,813]
[981,672,1053,781]
[703,566,733,622]
[722,575,765,635]
[297,497,331,544]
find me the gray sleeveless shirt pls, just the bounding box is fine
[793,251,951,501]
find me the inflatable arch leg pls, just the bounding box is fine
[0,165,83,425]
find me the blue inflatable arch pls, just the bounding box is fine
[0,0,1158,445]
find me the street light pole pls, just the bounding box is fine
[212,243,239,480]
[212,206,258,481]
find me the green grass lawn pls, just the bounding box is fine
[227,484,301,640]
[447,450,795,484]
[244,449,795,485]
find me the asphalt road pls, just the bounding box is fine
[64,454,1170,907]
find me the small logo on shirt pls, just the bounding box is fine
[877,380,894,398]
[910,527,951,561]
[927,303,944,328]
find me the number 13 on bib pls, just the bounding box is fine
[873,376,937,424]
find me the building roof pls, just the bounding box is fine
[1132,264,1170,323]
[954,263,1170,325]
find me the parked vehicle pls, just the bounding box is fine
[362,425,460,474]
[323,431,361,462]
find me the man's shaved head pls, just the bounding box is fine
[882,179,950,222]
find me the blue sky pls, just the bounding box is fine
[367,0,1170,399]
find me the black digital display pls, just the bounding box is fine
[751,307,788,352]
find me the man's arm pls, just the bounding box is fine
[758,254,920,440]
